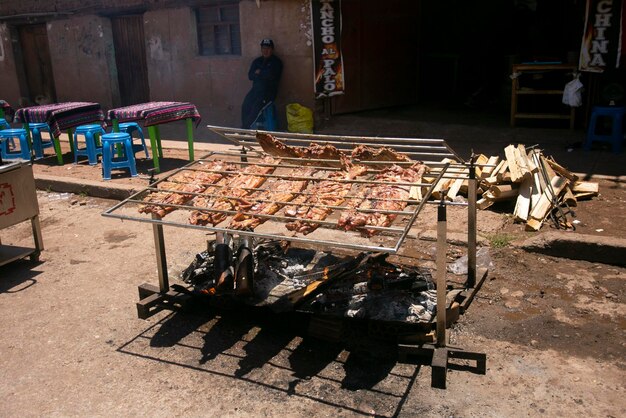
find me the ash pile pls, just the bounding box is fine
[182,237,436,324]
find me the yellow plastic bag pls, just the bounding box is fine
[286,103,314,134]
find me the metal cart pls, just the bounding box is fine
[0,161,44,266]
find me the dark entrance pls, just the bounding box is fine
[18,24,56,104]
[111,15,150,106]
[332,0,420,114]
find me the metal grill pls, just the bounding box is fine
[102,128,461,254]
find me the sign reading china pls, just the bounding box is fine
[579,0,625,72]
[311,0,345,98]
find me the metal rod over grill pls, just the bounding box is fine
[103,147,451,254]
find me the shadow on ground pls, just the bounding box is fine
[117,309,425,417]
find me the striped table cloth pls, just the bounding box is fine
[106,101,201,127]
[14,102,104,138]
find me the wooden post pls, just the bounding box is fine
[436,198,447,347]
[467,158,477,288]
[152,213,169,292]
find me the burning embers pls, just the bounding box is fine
[182,239,435,324]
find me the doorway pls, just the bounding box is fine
[111,15,150,106]
[18,24,57,104]
[331,0,420,114]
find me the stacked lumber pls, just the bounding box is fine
[427,144,599,231]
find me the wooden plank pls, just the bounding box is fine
[480,156,500,178]
[526,176,569,231]
[546,158,579,183]
[474,154,489,178]
[504,145,523,182]
[562,186,577,207]
[505,144,532,183]
[477,197,495,210]
[572,181,599,194]
[492,159,507,177]
[485,184,518,200]
[513,176,533,221]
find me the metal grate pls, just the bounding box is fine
[102,129,460,254]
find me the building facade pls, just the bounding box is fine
[0,0,317,133]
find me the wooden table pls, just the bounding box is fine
[106,102,201,173]
[14,102,105,164]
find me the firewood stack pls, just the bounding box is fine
[426,144,599,231]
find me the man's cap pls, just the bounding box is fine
[260,39,274,48]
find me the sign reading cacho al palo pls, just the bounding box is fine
[311,0,344,98]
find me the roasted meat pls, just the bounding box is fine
[256,132,345,167]
[285,164,368,235]
[189,157,278,226]
[351,145,411,162]
[338,162,428,236]
[229,167,317,230]
[138,160,236,218]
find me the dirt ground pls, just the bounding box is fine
[1,169,624,417]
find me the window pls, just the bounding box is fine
[196,3,241,56]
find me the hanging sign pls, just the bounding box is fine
[311,0,345,98]
[579,0,624,72]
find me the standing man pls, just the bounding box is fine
[241,39,283,129]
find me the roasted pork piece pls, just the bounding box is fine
[189,157,278,226]
[351,144,411,162]
[338,162,428,236]
[138,160,236,218]
[284,164,368,235]
[228,167,317,230]
[256,133,345,167]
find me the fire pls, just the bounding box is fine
[323,267,329,281]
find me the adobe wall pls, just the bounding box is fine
[0,24,25,112]
[0,0,315,134]
[47,16,120,108]
[144,0,314,130]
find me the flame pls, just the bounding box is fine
[323,267,329,281]
[200,287,216,296]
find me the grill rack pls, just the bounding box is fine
[103,126,464,254]
[103,127,489,388]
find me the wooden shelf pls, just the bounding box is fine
[510,64,577,129]
[516,89,564,95]
[0,244,39,267]
[514,113,572,119]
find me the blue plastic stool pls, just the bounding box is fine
[29,122,55,159]
[251,102,277,131]
[584,106,625,153]
[0,119,15,150]
[101,132,138,180]
[0,128,31,160]
[73,124,105,165]
[118,122,149,158]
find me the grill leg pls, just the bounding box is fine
[436,198,447,347]
[152,213,169,292]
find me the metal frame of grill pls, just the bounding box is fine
[103,126,489,389]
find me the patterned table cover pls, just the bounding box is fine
[106,101,201,127]
[14,102,104,138]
